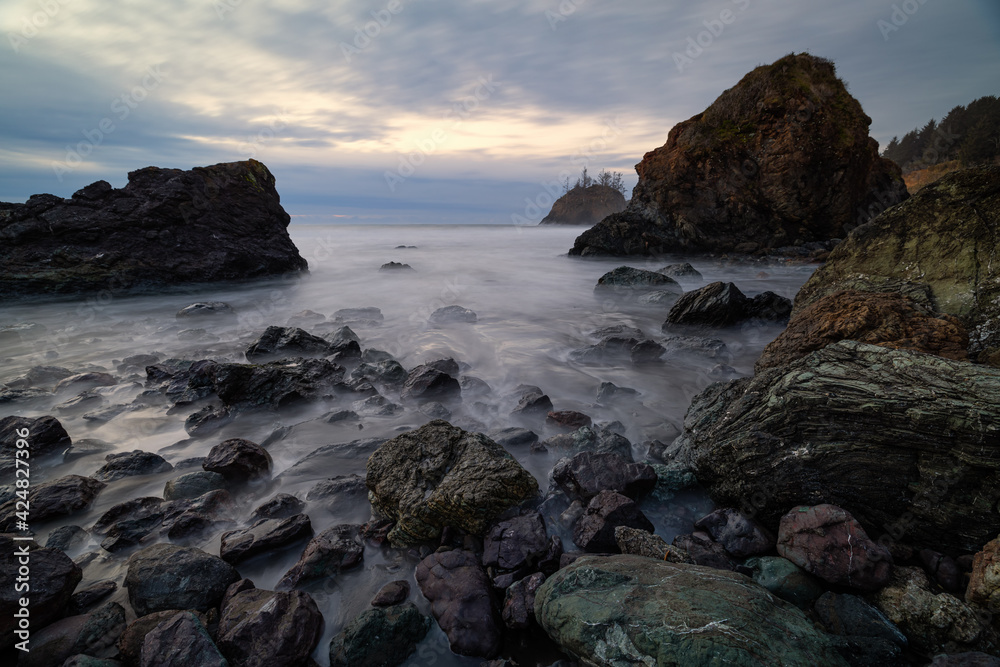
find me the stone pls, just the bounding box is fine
[535,555,850,665]
[502,572,546,629]
[55,372,117,393]
[672,531,736,571]
[0,475,105,530]
[276,524,363,590]
[572,490,654,552]
[202,438,272,482]
[4,365,73,390]
[552,451,657,502]
[334,307,384,326]
[380,261,413,271]
[125,544,239,616]
[210,357,346,413]
[0,541,82,650]
[594,266,682,293]
[540,183,626,225]
[352,359,407,388]
[399,365,461,403]
[19,602,126,667]
[217,588,323,667]
[415,549,501,658]
[220,513,312,564]
[328,602,430,667]
[663,281,750,329]
[0,160,306,299]
[483,512,549,573]
[306,474,367,506]
[694,507,774,558]
[429,305,477,325]
[163,471,227,501]
[117,609,211,666]
[250,493,304,521]
[510,390,553,418]
[371,580,410,607]
[777,504,892,591]
[541,424,634,460]
[815,591,908,647]
[366,420,539,545]
[244,325,335,362]
[68,580,118,615]
[658,262,703,280]
[660,334,732,362]
[930,654,1000,667]
[614,526,694,564]
[0,414,71,458]
[743,556,824,609]
[922,548,964,595]
[595,382,639,403]
[545,410,592,430]
[487,427,537,449]
[46,525,88,553]
[93,450,172,482]
[967,536,1000,610]
[757,290,969,371]
[176,302,234,318]
[569,53,905,258]
[140,610,226,667]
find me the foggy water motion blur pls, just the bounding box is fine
[0,224,816,665]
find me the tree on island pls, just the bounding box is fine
[563,167,627,196]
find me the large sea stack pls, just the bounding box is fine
[569,53,907,256]
[540,184,626,225]
[0,159,307,299]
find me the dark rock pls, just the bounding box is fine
[117,609,211,666]
[595,381,639,403]
[220,513,312,564]
[276,524,363,590]
[510,391,553,419]
[815,591,907,646]
[351,359,407,388]
[140,610,227,667]
[747,290,793,322]
[202,438,272,483]
[540,424,633,461]
[545,410,591,430]
[539,183,626,225]
[429,305,477,325]
[380,261,413,271]
[777,504,892,591]
[663,281,750,329]
[0,415,71,458]
[211,357,345,413]
[322,409,359,423]
[251,493,304,521]
[55,372,117,393]
[328,602,430,667]
[372,580,410,607]
[930,653,1000,666]
[486,427,537,449]
[594,266,681,293]
[658,263,703,280]
[415,549,501,658]
[419,401,452,420]
[502,572,545,629]
[0,541,82,650]
[0,475,105,530]
[694,507,774,558]
[400,365,461,403]
[351,394,402,416]
[0,386,51,403]
[68,580,118,615]
[672,531,737,571]
[460,375,492,396]
[0,160,307,299]
[306,474,367,506]
[569,53,905,258]
[334,307,383,326]
[245,325,335,362]
[573,490,654,552]
[4,365,73,390]
[46,525,88,553]
[660,334,732,362]
[483,512,549,573]
[93,450,172,482]
[92,497,166,552]
[125,543,239,616]
[425,357,461,376]
[217,588,323,667]
[367,420,538,545]
[921,549,963,594]
[743,556,824,609]
[19,601,126,667]
[176,302,234,318]
[183,404,232,435]
[163,471,227,501]
[552,451,656,502]
[614,526,694,564]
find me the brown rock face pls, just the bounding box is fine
[966,536,1000,610]
[570,53,906,256]
[540,185,626,225]
[756,290,969,371]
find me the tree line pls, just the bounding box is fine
[882,95,1000,173]
[562,167,628,195]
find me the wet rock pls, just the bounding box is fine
[212,357,346,413]
[19,602,126,667]
[276,524,363,590]
[614,526,693,563]
[966,536,1000,610]
[250,493,304,521]
[545,410,591,430]
[46,525,88,553]
[93,450,172,483]
[218,588,323,667]
[328,601,430,667]
[334,307,384,326]
[663,281,750,329]
[595,381,639,403]
[117,609,211,666]
[380,261,413,271]
[553,451,656,502]
[56,372,118,393]
[277,438,385,480]
[306,474,367,507]
[68,580,118,615]
[183,404,232,435]
[400,365,461,402]
[92,496,166,552]
[4,365,73,390]
[535,555,850,666]
[61,655,123,666]
[245,325,335,362]
[0,414,71,459]
[352,359,407,388]
[322,409,359,423]
[160,489,235,542]
[694,507,774,558]
[176,302,234,318]
[419,401,452,420]
[125,543,239,616]
[509,390,553,418]
[0,386,51,403]
[744,556,824,608]
[286,309,325,327]
[0,540,82,649]
[0,475,106,530]
[429,305,477,325]
[140,610,226,667]
[372,580,411,607]
[660,334,732,362]
[367,420,538,545]
[815,591,907,648]
[220,513,312,564]
[594,266,681,293]
[672,531,737,571]
[502,572,545,629]
[352,394,403,416]
[483,512,549,574]
[573,490,653,553]
[163,471,227,501]
[658,263,703,281]
[487,427,537,449]
[922,548,964,595]
[415,549,501,658]
[202,438,272,483]
[777,504,892,591]
[540,424,633,461]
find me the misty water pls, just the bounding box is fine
[1,224,817,665]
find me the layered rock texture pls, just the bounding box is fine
[0,160,307,298]
[540,184,626,225]
[570,53,906,256]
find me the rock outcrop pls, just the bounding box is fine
[569,53,906,257]
[540,184,626,225]
[0,160,307,299]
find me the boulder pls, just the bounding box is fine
[671,531,737,571]
[217,588,323,667]
[140,610,226,667]
[366,420,538,545]
[163,471,227,501]
[220,513,312,564]
[793,165,1000,364]
[415,549,501,658]
[93,450,172,482]
[399,365,461,403]
[483,512,549,573]
[210,357,346,413]
[117,609,211,666]
[540,184,626,225]
[333,306,383,326]
[658,262,703,281]
[276,524,363,590]
[694,507,774,558]
[371,580,410,607]
[594,266,681,293]
[0,414,71,458]
[614,526,694,564]
[380,261,413,271]
[552,451,656,502]
[125,544,239,616]
[534,555,849,665]
[664,281,790,329]
[569,53,905,257]
[4,366,73,390]
[545,410,592,430]
[0,541,82,649]
[46,525,88,553]
[244,326,334,361]
[673,340,1000,554]
[540,424,633,460]
[967,536,1000,610]
[572,490,653,552]
[92,497,166,552]
[0,474,105,530]
[744,556,824,608]
[55,372,117,393]
[250,493,304,521]
[757,290,969,371]
[19,602,125,667]
[328,602,430,667]
[0,160,306,299]
[429,305,477,325]
[68,580,118,615]
[202,438,272,483]
[502,572,546,629]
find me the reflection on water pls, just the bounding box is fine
[0,224,816,666]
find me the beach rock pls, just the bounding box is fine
[366,420,538,545]
[502,572,546,629]
[286,309,325,328]
[815,591,907,647]
[541,424,633,460]
[0,542,82,650]
[4,365,73,390]
[92,497,165,552]
[276,523,363,590]
[660,334,732,362]
[68,580,118,615]
[540,184,626,225]
[202,438,271,483]
[244,326,334,362]
[672,531,736,571]
[0,387,51,404]
[573,490,653,552]
[371,580,410,607]
[744,556,823,608]
[176,302,234,318]
[569,53,905,258]
[140,610,226,667]
[509,387,554,419]
[673,340,1000,554]
[46,525,88,553]
[483,511,549,574]
[658,263,703,280]
[211,357,345,413]
[415,549,501,658]
[125,543,239,616]
[380,261,413,271]
[552,451,656,502]
[163,471,227,501]
[220,513,312,564]
[400,365,461,403]
[614,526,694,564]
[594,266,682,293]
[328,602,430,667]
[429,305,477,325]
[757,290,969,371]
[595,381,639,403]
[545,410,591,430]
[695,507,774,558]
[117,609,211,666]
[663,281,787,329]
[777,504,891,591]
[794,165,1000,364]
[535,555,849,665]
[19,601,126,667]
[486,427,537,449]
[0,415,71,458]
[967,537,1000,610]
[93,450,172,482]
[352,359,407,388]
[250,493,304,521]
[218,588,323,667]
[0,160,306,299]
[0,474,105,530]
[56,372,118,393]
[334,307,384,326]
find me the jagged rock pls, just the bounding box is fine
[140,610,226,667]
[540,424,633,461]
[176,302,234,318]
[92,497,166,552]
[46,525,88,553]
[117,609,211,666]
[202,438,272,483]
[328,602,430,667]
[380,261,413,271]
[694,507,774,558]
[220,513,312,564]
[594,266,682,293]
[483,512,549,575]
[400,365,461,402]
[68,580,118,615]
[502,572,546,629]
[366,420,538,545]
[0,160,307,299]
[93,450,172,482]
[573,490,653,552]
[163,471,227,501]
[19,602,126,667]
[211,357,346,413]
[251,493,304,521]
[595,382,639,403]
[569,54,905,257]
[0,540,82,650]
[540,184,626,225]
[244,325,334,362]
[55,372,117,393]
[614,526,693,564]
[0,475,105,530]
[671,531,736,571]
[125,544,239,616]
[217,588,323,667]
[276,524,363,590]
[552,451,656,502]
[429,305,477,325]
[545,410,592,430]
[664,281,790,329]
[658,262,703,281]
[352,359,408,388]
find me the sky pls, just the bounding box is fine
[1,0,998,224]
